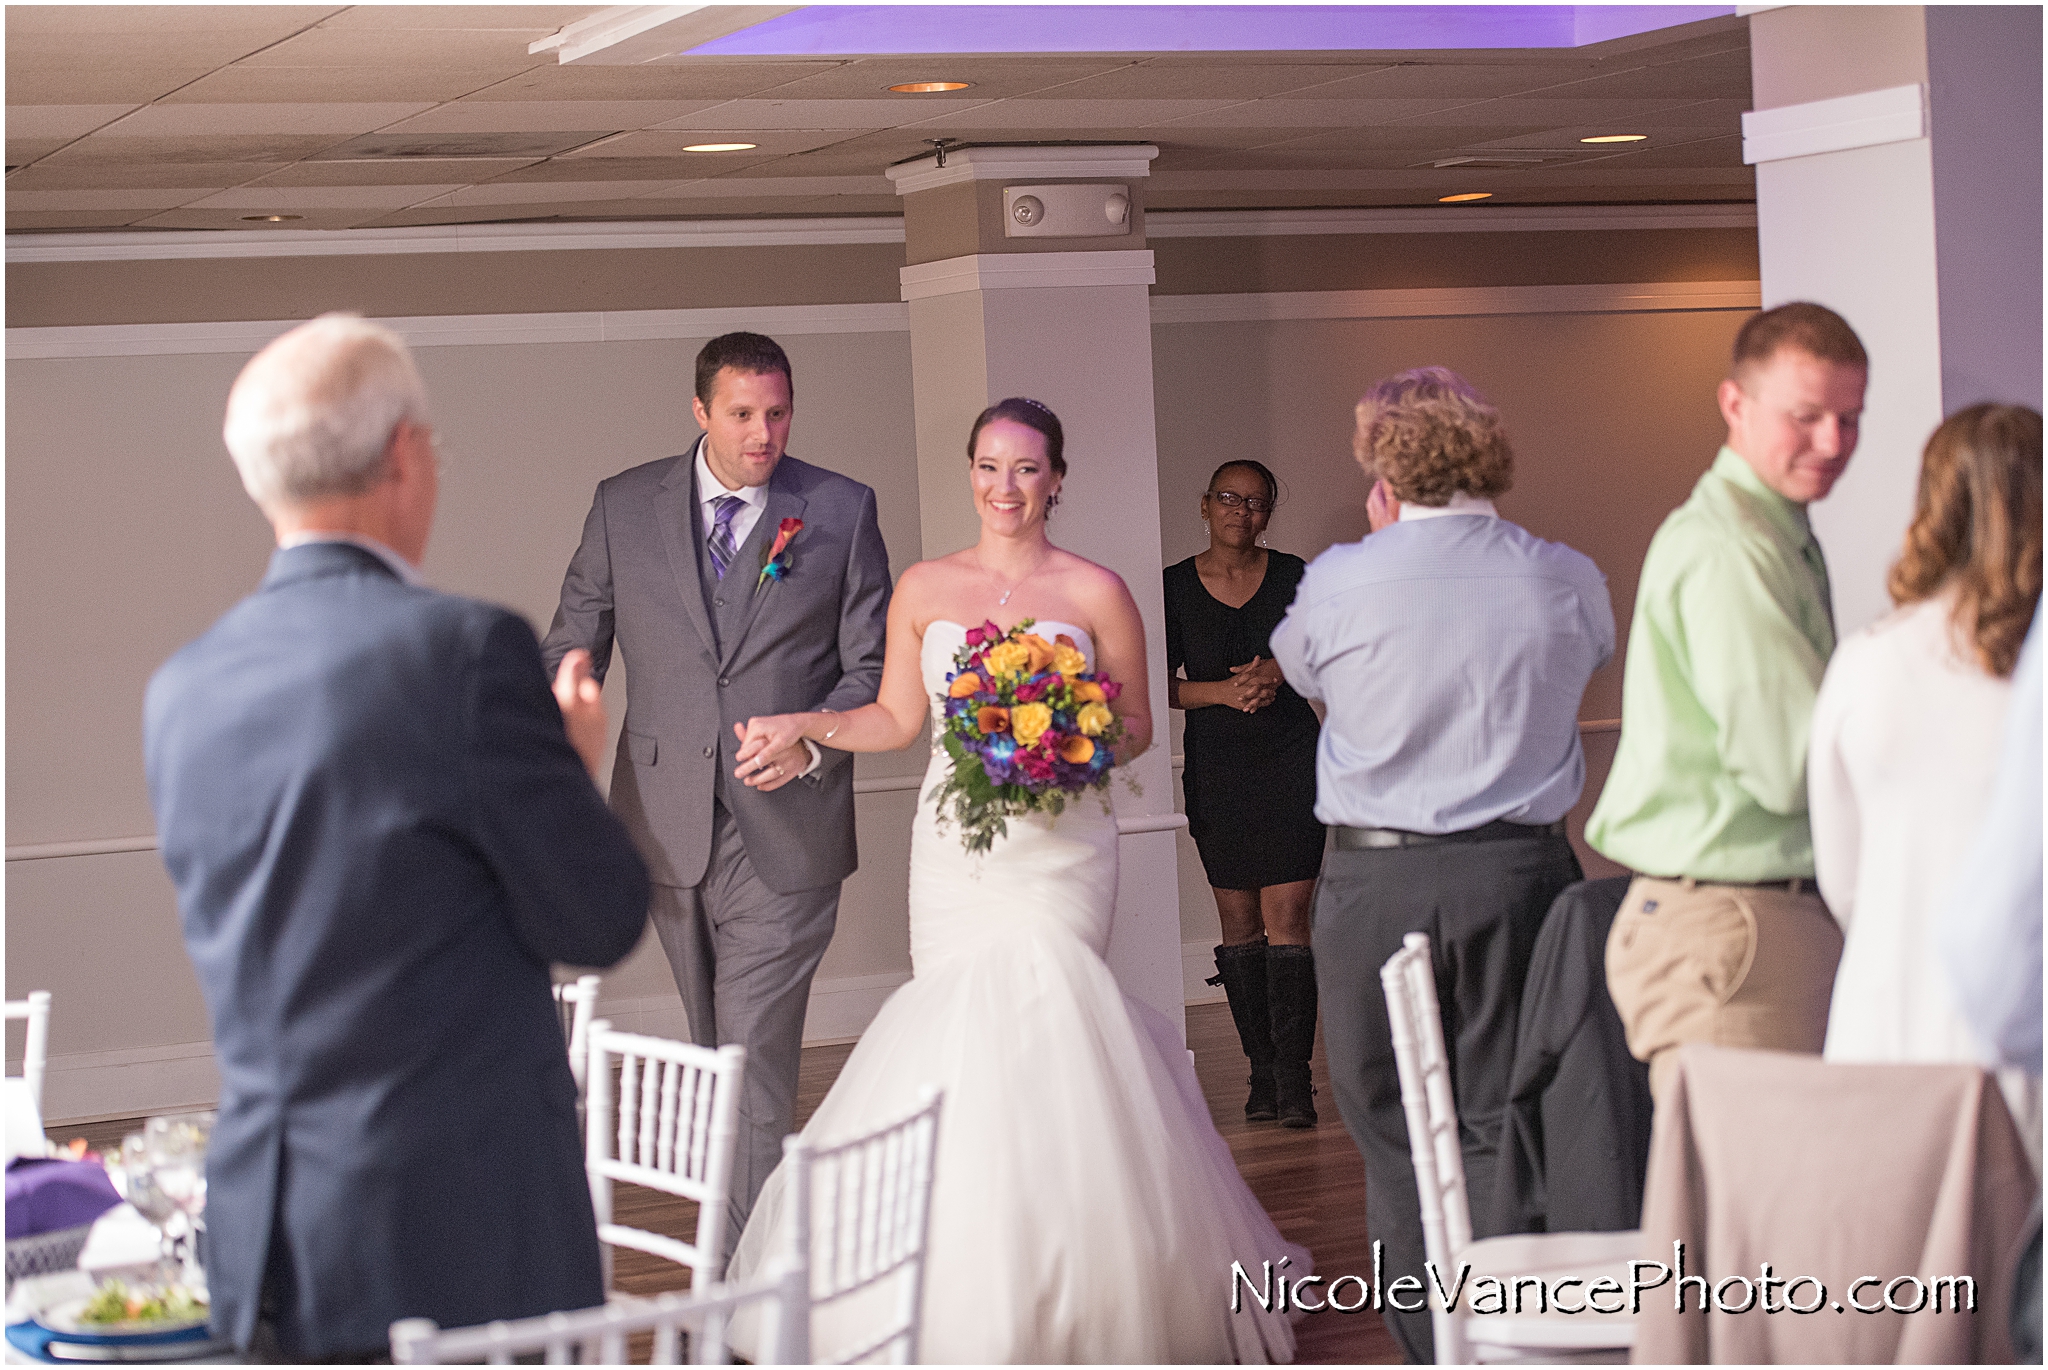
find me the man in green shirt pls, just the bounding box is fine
[1588,302,1867,1098]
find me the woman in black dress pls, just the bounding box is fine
[1165,459,1324,1128]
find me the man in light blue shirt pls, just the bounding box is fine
[1272,367,1613,1363]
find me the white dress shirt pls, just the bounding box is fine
[695,439,768,549]
[691,437,821,780]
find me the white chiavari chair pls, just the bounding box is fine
[5,992,53,1160]
[787,1086,942,1366]
[1382,933,1638,1364]
[552,975,601,1095]
[586,1021,745,1292]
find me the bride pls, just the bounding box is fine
[727,398,1308,1363]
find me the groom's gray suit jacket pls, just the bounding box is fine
[542,445,891,893]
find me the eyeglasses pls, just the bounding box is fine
[1207,490,1273,515]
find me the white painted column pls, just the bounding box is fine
[888,146,1187,1038]
[1743,6,2043,636]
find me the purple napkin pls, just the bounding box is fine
[5,1157,121,1240]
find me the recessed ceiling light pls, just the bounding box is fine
[241,214,303,222]
[1438,192,1493,203]
[682,142,758,152]
[888,81,973,93]
[1580,134,1648,144]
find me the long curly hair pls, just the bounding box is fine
[1886,403,2042,678]
[1354,366,1513,505]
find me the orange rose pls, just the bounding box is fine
[976,705,1010,735]
[1070,680,1107,703]
[1058,735,1095,764]
[1020,633,1058,675]
[948,671,983,698]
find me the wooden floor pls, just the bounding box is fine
[55,1002,1402,1365]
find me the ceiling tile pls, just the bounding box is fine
[231,27,548,72]
[188,183,469,210]
[1284,61,1601,100]
[309,130,615,160]
[656,98,998,131]
[129,206,401,231]
[474,156,763,183]
[39,134,355,165]
[390,100,724,134]
[6,138,73,165]
[1152,97,1488,128]
[1390,97,1732,128]
[2,67,219,106]
[4,7,338,38]
[5,106,143,139]
[1545,56,1751,101]
[560,129,870,159]
[660,175,893,199]
[5,161,286,191]
[1011,62,1396,100]
[158,65,527,104]
[6,188,216,212]
[98,103,436,137]
[471,62,847,102]
[8,209,160,231]
[318,7,602,31]
[420,179,691,207]
[245,158,545,187]
[905,98,1243,130]
[740,59,1130,100]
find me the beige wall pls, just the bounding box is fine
[5,226,1756,1120]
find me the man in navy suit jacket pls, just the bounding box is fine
[144,314,650,1360]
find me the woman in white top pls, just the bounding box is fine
[1810,403,2041,1160]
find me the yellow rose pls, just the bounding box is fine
[983,640,1030,679]
[1052,645,1088,678]
[1011,702,1054,747]
[1077,701,1114,737]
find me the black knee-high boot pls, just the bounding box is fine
[1267,943,1319,1128]
[1207,941,1278,1121]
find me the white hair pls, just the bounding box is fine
[222,313,429,507]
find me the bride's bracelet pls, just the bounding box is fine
[818,708,841,743]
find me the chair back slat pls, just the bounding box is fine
[784,1086,942,1365]
[551,976,600,1094]
[5,991,52,1114]
[584,1022,745,1290]
[389,1256,808,1365]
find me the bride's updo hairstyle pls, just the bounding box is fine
[967,397,1066,476]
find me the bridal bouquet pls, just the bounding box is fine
[933,619,1127,855]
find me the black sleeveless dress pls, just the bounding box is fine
[1164,552,1325,891]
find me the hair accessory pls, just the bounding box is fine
[1018,398,1056,417]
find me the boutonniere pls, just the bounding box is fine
[757,517,803,590]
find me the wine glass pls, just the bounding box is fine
[142,1112,213,1285]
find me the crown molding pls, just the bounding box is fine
[885,145,1159,196]
[1742,84,1927,165]
[4,216,908,264]
[6,202,1757,265]
[1145,203,1758,237]
[1151,279,1761,325]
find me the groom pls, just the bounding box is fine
[543,332,892,1254]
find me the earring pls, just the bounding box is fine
[1257,532,1267,547]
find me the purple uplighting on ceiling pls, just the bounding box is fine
[686,6,1736,57]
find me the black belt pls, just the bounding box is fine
[1333,818,1567,851]
[1656,875,1812,894]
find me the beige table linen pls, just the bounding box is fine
[1634,1045,2035,1363]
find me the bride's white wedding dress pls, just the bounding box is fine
[728,620,1308,1364]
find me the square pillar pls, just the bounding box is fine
[887,145,1187,1036]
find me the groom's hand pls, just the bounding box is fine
[734,718,808,791]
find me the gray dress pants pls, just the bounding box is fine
[647,800,839,1262]
[1313,830,1581,1363]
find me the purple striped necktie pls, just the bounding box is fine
[708,494,744,579]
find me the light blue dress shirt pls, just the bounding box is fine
[1943,608,2043,1076]
[1270,512,1614,834]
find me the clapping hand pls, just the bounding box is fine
[734,716,811,792]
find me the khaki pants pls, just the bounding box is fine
[1606,876,1844,1099]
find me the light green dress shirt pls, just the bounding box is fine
[1587,447,1837,880]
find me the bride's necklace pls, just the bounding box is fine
[984,552,1050,607]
